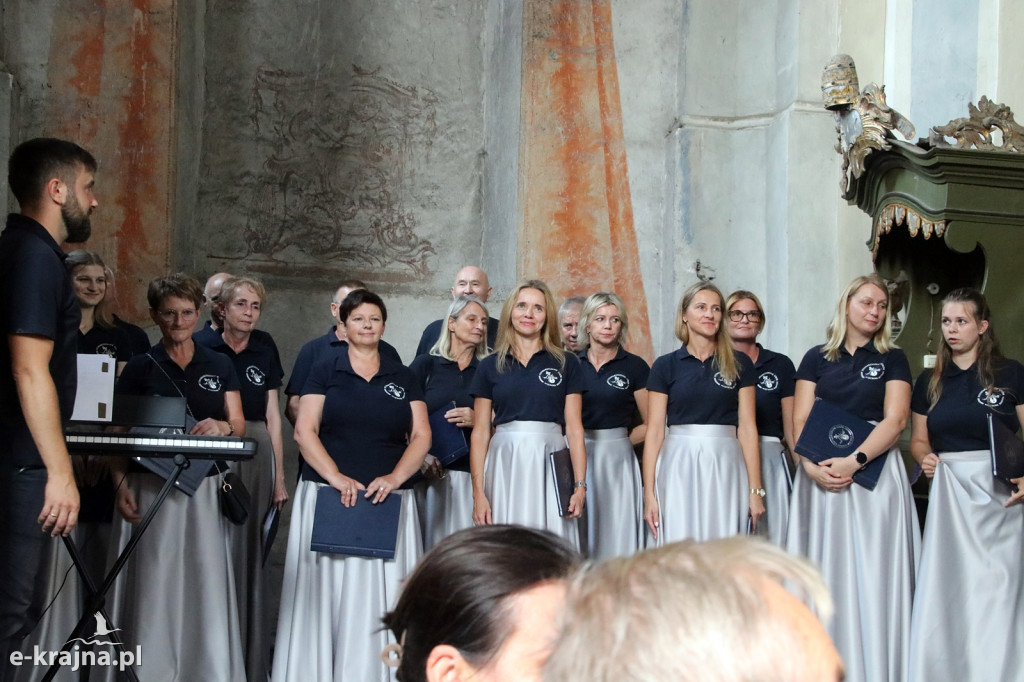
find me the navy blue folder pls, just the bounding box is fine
[795,399,885,490]
[428,401,470,466]
[987,413,1024,489]
[310,486,401,559]
[548,447,574,517]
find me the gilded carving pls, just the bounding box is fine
[873,203,946,255]
[928,96,1024,152]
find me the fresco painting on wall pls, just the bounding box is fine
[236,65,437,282]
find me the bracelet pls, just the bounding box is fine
[749,487,766,498]
[574,480,588,490]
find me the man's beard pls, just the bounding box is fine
[62,195,92,243]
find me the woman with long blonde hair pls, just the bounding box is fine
[642,281,763,545]
[786,274,919,682]
[469,280,587,547]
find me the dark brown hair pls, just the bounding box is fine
[382,525,580,681]
[928,287,1003,409]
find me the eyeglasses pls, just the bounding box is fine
[727,310,762,322]
[156,308,198,322]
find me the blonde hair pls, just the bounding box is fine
[66,250,115,329]
[544,538,834,682]
[725,289,766,335]
[673,281,739,384]
[578,292,629,349]
[494,280,565,372]
[821,274,896,362]
[218,276,267,308]
[429,296,490,361]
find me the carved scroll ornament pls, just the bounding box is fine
[928,96,1024,152]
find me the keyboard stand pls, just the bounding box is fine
[42,454,190,682]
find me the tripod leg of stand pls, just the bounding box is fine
[42,455,189,682]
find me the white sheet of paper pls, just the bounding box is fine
[71,353,116,422]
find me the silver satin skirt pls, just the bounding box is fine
[419,470,474,551]
[583,428,642,559]
[271,480,421,682]
[750,436,792,547]
[229,419,276,682]
[484,421,580,549]
[908,450,1024,682]
[786,446,920,682]
[103,472,245,682]
[647,424,747,546]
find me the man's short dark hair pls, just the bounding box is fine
[8,138,98,207]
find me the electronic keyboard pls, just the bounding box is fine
[65,432,257,460]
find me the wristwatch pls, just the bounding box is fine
[749,487,766,498]
[854,451,868,469]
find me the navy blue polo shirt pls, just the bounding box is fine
[203,332,285,422]
[911,360,1024,452]
[79,324,133,363]
[470,349,584,426]
[746,345,796,439]
[192,320,222,348]
[409,353,480,471]
[647,346,755,426]
[577,348,650,430]
[299,351,424,487]
[416,316,500,357]
[113,314,152,356]
[285,327,402,397]
[796,342,912,422]
[0,214,81,468]
[117,342,241,422]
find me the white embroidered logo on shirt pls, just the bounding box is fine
[978,388,1006,408]
[246,366,266,386]
[198,375,222,392]
[539,369,563,387]
[606,374,629,390]
[95,343,117,358]
[860,363,885,380]
[757,372,779,392]
[384,383,406,400]
[713,372,736,389]
[828,424,854,448]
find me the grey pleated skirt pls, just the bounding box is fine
[103,472,245,682]
[786,446,920,682]
[229,419,276,681]
[751,435,792,547]
[484,421,580,549]
[647,424,747,546]
[420,470,474,551]
[583,427,642,559]
[271,480,421,682]
[908,450,1024,682]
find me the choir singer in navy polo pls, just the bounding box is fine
[469,280,586,549]
[786,274,918,682]
[274,289,429,682]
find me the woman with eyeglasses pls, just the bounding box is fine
[907,288,1024,681]
[107,273,247,679]
[576,291,649,558]
[725,290,796,547]
[198,276,287,681]
[786,274,918,682]
[642,281,763,546]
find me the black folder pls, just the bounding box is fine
[548,447,574,517]
[310,486,401,559]
[795,399,886,490]
[428,401,470,466]
[987,413,1024,488]
[133,455,214,496]
[261,506,280,566]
